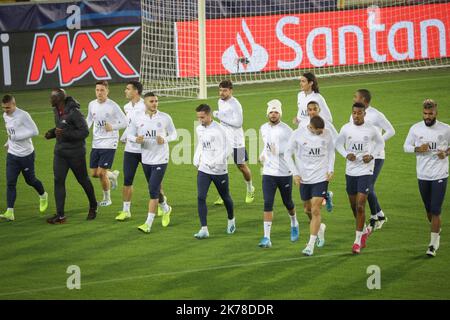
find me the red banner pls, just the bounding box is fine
[175,3,450,77]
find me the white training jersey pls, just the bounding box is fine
[348,106,395,159]
[121,98,146,153]
[86,99,127,149]
[403,120,450,181]
[127,110,177,165]
[299,117,338,143]
[297,91,332,127]
[194,121,232,175]
[335,122,385,176]
[259,121,293,176]
[217,96,245,148]
[285,127,335,184]
[3,107,38,157]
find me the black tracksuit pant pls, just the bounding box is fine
[54,152,97,217]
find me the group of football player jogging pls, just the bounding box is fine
[1,72,449,257]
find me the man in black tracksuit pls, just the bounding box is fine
[45,88,97,223]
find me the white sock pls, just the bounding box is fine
[123,201,131,212]
[430,232,439,248]
[245,180,253,192]
[363,224,370,234]
[318,223,326,239]
[6,208,13,213]
[201,226,209,233]
[354,231,363,245]
[39,192,47,199]
[370,214,378,220]
[308,235,317,247]
[103,190,111,201]
[264,221,272,239]
[106,170,114,179]
[289,214,298,227]
[377,210,385,218]
[228,217,235,227]
[159,201,170,213]
[146,212,155,226]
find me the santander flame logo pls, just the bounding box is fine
[221,20,269,73]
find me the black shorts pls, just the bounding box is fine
[233,147,248,165]
[90,148,116,169]
[418,178,448,215]
[300,181,328,201]
[123,151,142,186]
[142,163,168,199]
[262,175,294,212]
[346,175,372,195]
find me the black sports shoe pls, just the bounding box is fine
[87,207,97,220]
[47,214,66,224]
[426,245,436,257]
[375,216,387,230]
[369,218,378,229]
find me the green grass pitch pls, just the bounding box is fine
[0,68,449,299]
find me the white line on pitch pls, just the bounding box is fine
[0,242,441,297]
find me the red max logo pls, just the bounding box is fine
[27,27,140,86]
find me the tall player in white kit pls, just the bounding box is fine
[286,116,335,256]
[193,104,235,239]
[335,102,384,254]
[213,80,255,205]
[1,95,48,221]
[403,99,449,257]
[293,72,332,128]
[258,100,298,248]
[128,92,177,233]
[86,81,127,207]
[302,101,338,212]
[352,89,395,230]
[115,81,172,222]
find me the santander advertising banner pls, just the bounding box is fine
[175,3,450,77]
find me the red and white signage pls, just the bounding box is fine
[175,3,450,77]
[27,27,140,86]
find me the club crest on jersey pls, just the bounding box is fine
[157,122,162,128]
[363,136,369,142]
[321,141,326,146]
